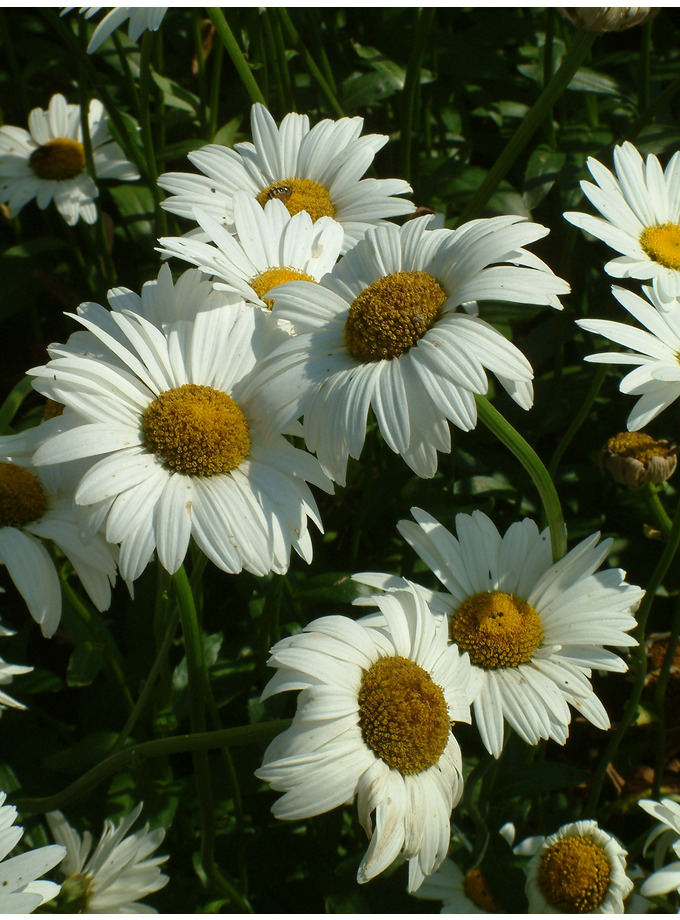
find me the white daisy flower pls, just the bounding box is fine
[0,93,139,226]
[252,214,570,484]
[158,102,415,254]
[0,791,65,913]
[639,797,680,899]
[63,7,168,53]
[29,299,332,583]
[158,191,344,312]
[522,820,634,913]
[256,583,472,892]
[565,142,680,303]
[0,443,118,638]
[577,283,680,431]
[0,620,34,715]
[47,802,167,912]
[358,507,642,758]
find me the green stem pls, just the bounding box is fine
[192,9,209,136]
[0,376,33,435]
[652,596,680,798]
[639,20,652,115]
[139,31,167,236]
[547,364,609,479]
[262,10,287,113]
[455,28,596,225]
[15,719,290,814]
[206,7,266,106]
[542,8,557,148]
[644,485,674,540]
[112,31,141,113]
[270,11,295,111]
[400,7,435,184]
[586,499,680,815]
[277,9,345,118]
[626,76,680,141]
[208,38,224,141]
[475,395,567,561]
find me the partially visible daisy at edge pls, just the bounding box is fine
[0,93,139,226]
[0,615,35,716]
[157,191,344,313]
[256,583,472,892]
[355,507,642,758]
[0,791,65,913]
[577,283,680,430]
[638,797,680,901]
[47,802,167,912]
[29,300,332,583]
[0,436,118,638]
[158,102,415,254]
[521,819,634,913]
[565,140,680,303]
[250,213,570,485]
[62,7,168,53]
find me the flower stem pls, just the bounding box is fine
[547,363,609,479]
[644,485,674,540]
[276,9,345,118]
[652,595,680,798]
[206,7,266,106]
[475,395,567,561]
[586,498,680,815]
[455,28,596,225]
[400,7,435,184]
[139,31,167,236]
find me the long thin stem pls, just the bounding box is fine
[652,596,680,798]
[475,395,567,561]
[206,7,266,106]
[400,7,435,184]
[192,9,209,137]
[277,9,345,118]
[586,499,680,814]
[547,364,609,479]
[644,485,674,540]
[455,28,596,225]
[139,31,167,236]
[208,38,224,141]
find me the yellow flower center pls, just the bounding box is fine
[249,266,316,310]
[256,177,335,222]
[358,655,450,775]
[43,399,64,422]
[142,384,251,476]
[640,223,680,271]
[29,138,86,181]
[538,836,611,913]
[451,591,544,669]
[464,867,500,912]
[606,430,670,463]
[0,462,47,528]
[344,270,447,362]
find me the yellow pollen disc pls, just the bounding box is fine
[344,270,446,363]
[640,223,680,271]
[358,655,450,775]
[0,462,47,528]
[606,430,670,463]
[451,591,544,670]
[538,836,611,913]
[142,384,251,476]
[464,867,500,912]
[43,399,64,422]
[249,266,316,310]
[29,137,86,181]
[256,177,335,222]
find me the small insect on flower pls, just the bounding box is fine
[264,185,292,202]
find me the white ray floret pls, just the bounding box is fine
[29,291,332,583]
[639,797,680,899]
[62,7,168,53]
[357,507,642,758]
[251,214,569,484]
[47,802,167,912]
[565,141,680,303]
[0,93,139,225]
[257,583,472,892]
[578,283,680,430]
[159,102,415,253]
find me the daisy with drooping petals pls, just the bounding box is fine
[158,102,415,253]
[63,7,168,53]
[522,820,634,913]
[47,802,167,912]
[638,797,680,900]
[565,141,680,303]
[0,439,118,638]
[0,94,139,226]
[577,284,680,430]
[358,507,642,758]
[0,791,65,913]
[251,214,570,484]
[29,297,332,583]
[158,191,344,312]
[256,584,472,892]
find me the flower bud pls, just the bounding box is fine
[560,7,660,32]
[601,432,677,490]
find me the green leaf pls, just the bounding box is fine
[0,376,34,435]
[151,71,202,114]
[109,184,155,247]
[524,145,567,211]
[212,115,242,147]
[67,641,105,687]
[44,731,122,773]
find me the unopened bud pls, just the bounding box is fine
[560,7,660,32]
[601,431,677,490]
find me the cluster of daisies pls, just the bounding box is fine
[1,9,680,908]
